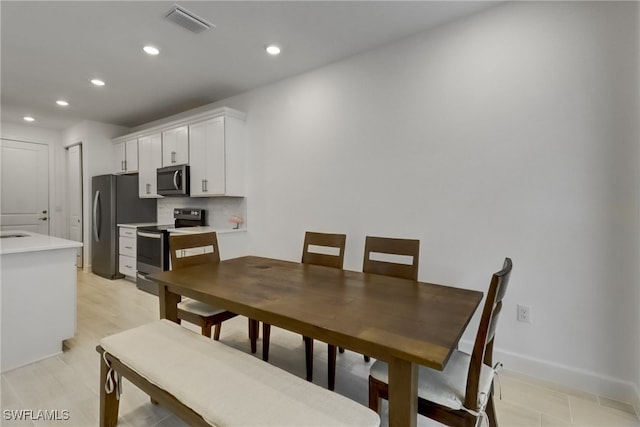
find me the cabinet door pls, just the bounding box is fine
[162,126,189,166]
[189,117,225,196]
[124,139,138,172]
[138,133,162,198]
[113,141,126,173]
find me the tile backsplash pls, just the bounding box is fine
[158,197,247,230]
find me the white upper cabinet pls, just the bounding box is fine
[162,126,189,167]
[189,118,225,196]
[137,133,162,198]
[189,115,245,197]
[112,107,246,197]
[113,138,139,174]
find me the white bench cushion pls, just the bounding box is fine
[100,320,379,427]
[178,298,226,317]
[369,350,495,412]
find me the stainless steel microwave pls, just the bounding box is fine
[157,165,189,196]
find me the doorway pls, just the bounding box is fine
[0,139,49,233]
[66,143,83,267]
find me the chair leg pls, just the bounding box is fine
[364,355,370,362]
[202,323,212,338]
[262,323,271,361]
[328,344,337,391]
[99,354,120,427]
[486,390,498,427]
[249,319,258,354]
[339,347,345,353]
[213,323,222,340]
[368,376,382,414]
[303,336,313,381]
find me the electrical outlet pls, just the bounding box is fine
[517,304,532,323]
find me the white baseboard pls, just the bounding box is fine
[459,340,640,410]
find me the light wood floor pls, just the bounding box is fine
[1,270,639,427]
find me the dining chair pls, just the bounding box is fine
[368,257,513,427]
[169,232,257,349]
[362,235,420,281]
[337,235,421,363]
[262,231,346,390]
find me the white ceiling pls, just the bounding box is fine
[1,1,498,130]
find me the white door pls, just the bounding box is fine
[67,144,83,267]
[0,139,49,233]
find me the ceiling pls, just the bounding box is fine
[1,1,498,131]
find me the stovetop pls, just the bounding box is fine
[137,224,175,233]
[137,208,206,233]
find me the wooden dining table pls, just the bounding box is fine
[150,255,483,427]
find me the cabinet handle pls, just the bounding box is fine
[121,160,125,171]
[146,183,151,194]
[125,265,133,269]
[124,160,127,171]
[171,151,176,163]
[202,179,207,192]
[125,246,132,250]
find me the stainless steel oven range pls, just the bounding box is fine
[136,208,206,295]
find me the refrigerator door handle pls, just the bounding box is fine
[93,190,101,242]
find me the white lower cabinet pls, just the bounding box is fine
[118,227,137,279]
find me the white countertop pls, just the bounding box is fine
[0,230,83,255]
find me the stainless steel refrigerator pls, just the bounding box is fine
[91,174,157,279]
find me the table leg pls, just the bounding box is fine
[159,284,180,323]
[387,358,418,427]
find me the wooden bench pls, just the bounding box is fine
[96,320,380,427]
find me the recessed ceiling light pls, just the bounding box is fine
[91,79,106,86]
[265,45,281,55]
[23,116,35,122]
[143,46,160,55]
[56,100,69,107]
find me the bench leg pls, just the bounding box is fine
[100,354,120,427]
[213,323,222,340]
[202,323,213,339]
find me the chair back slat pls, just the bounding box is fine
[169,232,220,270]
[302,232,346,269]
[362,236,419,280]
[464,257,512,411]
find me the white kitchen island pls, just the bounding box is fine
[0,230,82,372]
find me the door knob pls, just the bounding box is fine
[39,217,48,221]
[42,210,48,214]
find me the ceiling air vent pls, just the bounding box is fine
[165,5,214,34]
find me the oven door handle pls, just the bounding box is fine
[137,231,163,239]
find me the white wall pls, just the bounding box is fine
[0,122,65,237]
[173,1,639,403]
